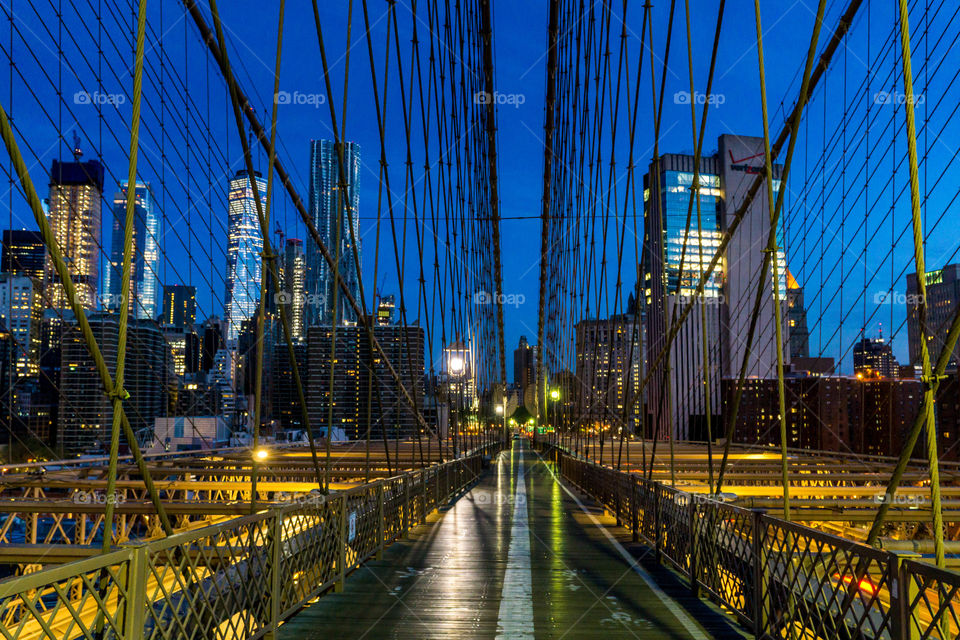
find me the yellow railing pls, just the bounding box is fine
[0,444,498,640]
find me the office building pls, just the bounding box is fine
[644,135,789,440]
[224,170,265,343]
[306,140,362,326]
[272,342,308,429]
[787,270,809,359]
[2,230,46,284]
[45,154,104,310]
[0,274,42,377]
[162,285,196,328]
[575,315,642,436]
[103,181,160,320]
[907,264,960,370]
[514,335,536,402]
[853,335,899,379]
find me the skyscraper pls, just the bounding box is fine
[0,274,42,377]
[853,335,900,379]
[786,270,810,359]
[514,335,536,400]
[162,285,197,328]
[375,294,396,326]
[306,140,361,326]
[224,170,265,343]
[907,264,960,370]
[46,155,104,310]
[104,181,160,320]
[574,315,642,436]
[282,238,306,341]
[2,229,46,284]
[644,134,789,440]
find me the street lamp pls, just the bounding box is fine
[254,448,269,461]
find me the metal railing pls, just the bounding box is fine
[540,443,959,640]
[0,444,498,639]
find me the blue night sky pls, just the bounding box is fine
[2,1,958,374]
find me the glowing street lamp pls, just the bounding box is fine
[449,356,465,375]
[254,448,269,461]
[549,388,560,401]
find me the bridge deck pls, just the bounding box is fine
[279,440,743,639]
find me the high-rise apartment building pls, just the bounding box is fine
[907,264,960,370]
[574,315,642,435]
[307,323,425,439]
[224,170,265,343]
[58,315,169,453]
[104,181,160,320]
[281,238,306,341]
[46,156,104,310]
[306,140,362,326]
[644,134,789,440]
[0,274,42,377]
[162,285,197,328]
[514,335,536,403]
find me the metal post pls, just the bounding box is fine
[751,509,768,639]
[122,547,148,638]
[336,495,347,593]
[689,497,699,596]
[631,477,639,543]
[266,509,284,638]
[376,483,385,560]
[889,551,921,640]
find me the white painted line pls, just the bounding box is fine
[534,450,709,640]
[496,445,535,639]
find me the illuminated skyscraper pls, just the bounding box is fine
[45,154,104,310]
[104,181,160,320]
[224,170,265,344]
[282,238,306,341]
[2,230,46,284]
[162,285,196,328]
[0,274,42,377]
[907,264,960,370]
[375,294,395,326]
[644,134,789,440]
[306,140,361,326]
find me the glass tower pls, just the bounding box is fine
[307,140,361,326]
[104,181,160,320]
[225,170,266,344]
[282,238,306,341]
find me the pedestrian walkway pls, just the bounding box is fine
[279,440,744,639]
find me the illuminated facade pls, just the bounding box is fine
[306,140,362,326]
[644,135,789,441]
[574,315,642,434]
[162,284,196,328]
[104,181,160,320]
[907,264,960,370]
[282,238,306,341]
[2,230,46,284]
[45,158,104,310]
[0,274,42,377]
[224,170,266,344]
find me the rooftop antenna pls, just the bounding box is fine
[71,131,83,160]
[879,322,884,342]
